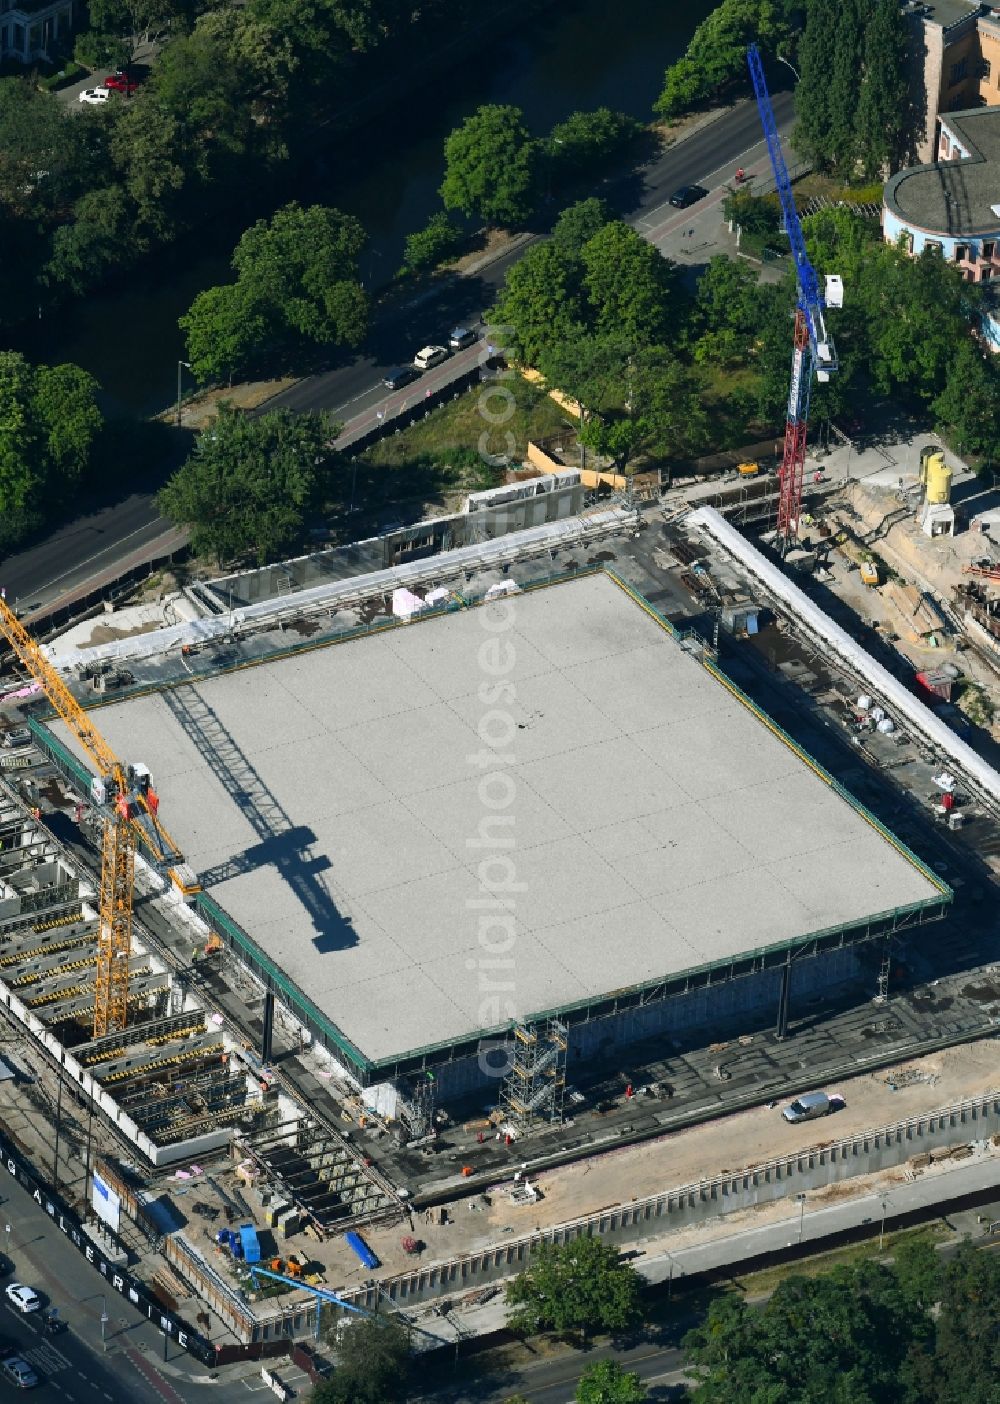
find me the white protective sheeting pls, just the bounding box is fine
[45,508,636,673]
[689,506,1000,806]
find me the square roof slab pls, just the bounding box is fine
[49,572,945,1067]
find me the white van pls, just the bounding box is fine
[413,345,449,370]
[781,1091,832,1124]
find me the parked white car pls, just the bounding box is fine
[413,345,449,370]
[78,88,111,105]
[5,1283,41,1314]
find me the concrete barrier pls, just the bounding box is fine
[337,1093,1000,1311]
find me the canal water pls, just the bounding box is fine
[22,0,716,413]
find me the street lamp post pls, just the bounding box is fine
[776,54,800,83]
[879,1195,889,1252]
[100,1295,109,1352]
[176,360,192,427]
[796,1192,807,1244]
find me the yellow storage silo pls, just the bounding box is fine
[925,452,952,504]
[919,447,952,504]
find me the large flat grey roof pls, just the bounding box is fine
[51,573,942,1066]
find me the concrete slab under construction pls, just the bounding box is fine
[48,572,945,1074]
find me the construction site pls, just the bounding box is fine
[0,62,999,1361]
[0,438,999,1351]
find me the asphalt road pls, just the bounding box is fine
[0,1167,184,1403]
[0,493,176,615]
[0,90,793,615]
[429,1336,689,1403]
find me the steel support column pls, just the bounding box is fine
[776,955,792,1040]
[261,987,274,1063]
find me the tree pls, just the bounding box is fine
[32,363,104,505]
[0,352,103,521]
[179,282,274,385]
[860,244,974,405]
[505,1238,644,1341]
[441,104,539,227]
[854,0,909,178]
[796,0,840,168]
[825,0,864,177]
[920,1240,1000,1404]
[158,405,337,565]
[547,108,642,178]
[654,0,793,119]
[85,0,178,69]
[934,338,1000,464]
[797,0,905,176]
[231,201,368,351]
[581,222,680,345]
[489,240,587,365]
[684,1264,930,1404]
[311,1315,410,1404]
[576,1360,647,1404]
[110,100,188,241]
[0,79,80,222]
[399,211,465,276]
[551,198,612,255]
[45,186,136,297]
[692,256,761,364]
[579,348,709,471]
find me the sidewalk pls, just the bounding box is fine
[408,1140,1000,1347]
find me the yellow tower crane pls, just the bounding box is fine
[0,601,198,1038]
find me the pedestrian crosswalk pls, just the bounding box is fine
[22,1339,72,1373]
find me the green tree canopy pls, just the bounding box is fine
[45,186,136,297]
[232,201,368,348]
[0,352,103,543]
[179,282,274,386]
[691,255,762,364]
[312,1315,411,1404]
[684,1262,930,1404]
[158,405,338,565]
[576,1360,648,1404]
[933,339,1000,464]
[655,0,793,119]
[578,346,709,471]
[797,0,909,176]
[551,198,612,255]
[505,1238,644,1341]
[441,104,539,227]
[399,210,465,277]
[547,108,642,178]
[489,240,587,365]
[581,221,680,345]
[0,79,82,223]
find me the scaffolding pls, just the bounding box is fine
[502,1019,568,1128]
[398,1073,436,1139]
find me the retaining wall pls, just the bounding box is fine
[338,1093,1000,1311]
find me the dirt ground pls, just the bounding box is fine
[289,1040,1000,1292]
[823,482,1000,740]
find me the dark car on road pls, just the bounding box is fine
[448,327,478,350]
[382,366,420,391]
[669,183,709,209]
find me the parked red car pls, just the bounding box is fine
[103,71,140,96]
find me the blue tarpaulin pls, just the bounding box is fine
[238,1223,261,1265]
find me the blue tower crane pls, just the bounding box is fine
[747,44,840,543]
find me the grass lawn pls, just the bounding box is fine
[793,171,884,208]
[721,1222,951,1299]
[331,377,575,532]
